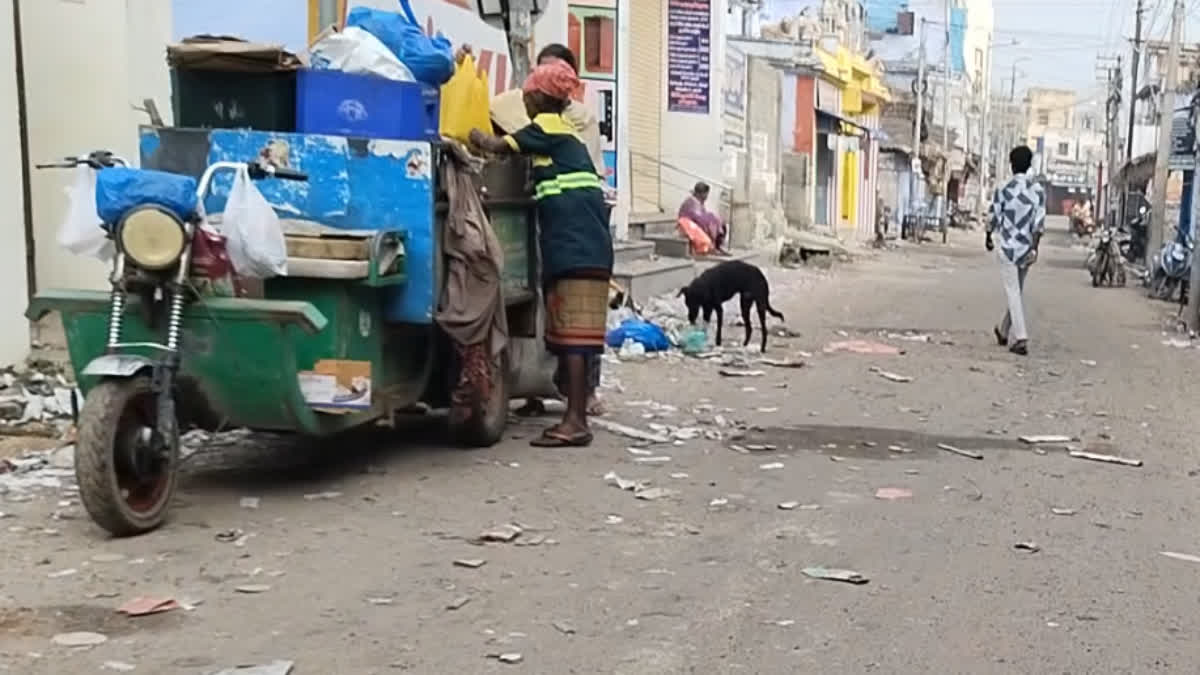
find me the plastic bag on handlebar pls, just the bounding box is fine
[95,167,198,225]
[345,2,454,86]
[221,165,287,278]
[57,165,113,260]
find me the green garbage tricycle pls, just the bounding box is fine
[26,128,553,537]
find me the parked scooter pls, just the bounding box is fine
[1148,233,1194,302]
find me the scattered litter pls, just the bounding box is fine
[759,462,785,470]
[604,515,624,524]
[552,620,577,635]
[1161,551,1200,564]
[1051,508,1077,516]
[718,368,766,378]
[634,456,672,464]
[303,491,342,501]
[479,524,523,543]
[869,366,913,383]
[489,653,523,665]
[801,567,869,584]
[758,358,806,369]
[768,619,796,627]
[778,501,800,510]
[1080,359,1098,366]
[102,661,136,672]
[745,444,777,452]
[591,418,669,444]
[823,340,901,356]
[604,471,644,491]
[634,486,677,501]
[215,528,245,543]
[51,631,108,647]
[47,568,78,579]
[888,445,912,454]
[757,407,779,413]
[1069,450,1143,467]
[874,487,912,501]
[1014,541,1040,553]
[211,661,295,675]
[366,596,395,606]
[240,497,261,510]
[709,497,729,507]
[669,472,689,479]
[234,584,272,594]
[1018,435,1075,445]
[91,553,126,564]
[453,558,487,569]
[937,443,983,460]
[888,332,931,343]
[446,596,472,610]
[117,596,180,617]
[627,447,654,456]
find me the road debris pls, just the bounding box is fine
[759,462,785,470]
[823,340,901,356]
[239,496,261,510]
[552,620,577,635]
[874,487,912,501]
[801,567,869,584]
[489,653,524,665]
[937,443,983,460]
[215,528,246,544]
[1051,508,1077,516]
[1014,541,1041,553]
[479,524,523,543]
[91,553,126,564]
[758,358,806,369]
[454,558,487,569]
[634,486,677,501]
[591,418,670,444]
[446,596,472,610]
[634,455,672,464]
[102,661,136,672]
[52,631,108,647]
[1081,359,1098,366]
[303,491,342,501]
[604,471,644,491]
[117,595,181,617]
[211,661,295,675]
[718,368,766,378]
[869,366,913,383]
[778,501,800,510]
[1160,551,1200,564]
[1068,450,1143,467]
[234,584,272,594]
[1018,435,1075,445]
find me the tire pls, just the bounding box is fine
[75,377,179,537]
[448,348,511,448]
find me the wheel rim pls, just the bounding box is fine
[113,391,171,515]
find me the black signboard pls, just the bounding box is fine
[667,0,711,114]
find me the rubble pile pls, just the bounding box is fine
[0,357,79,438]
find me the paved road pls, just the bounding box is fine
[3,216,1198,673]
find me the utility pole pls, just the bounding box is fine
[910,18,927,225]
[1121,0,1145,227]
[504,0,537,85]
[1187,92,1200,331]
[979,34,992,212]
[1149,0,1184,267]
[1097,55,1122,222]
[940,0,952,220]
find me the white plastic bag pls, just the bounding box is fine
[57,165,113,260]
[223,166,287,278]
[310,26,416,82]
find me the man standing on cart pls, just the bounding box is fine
[470,60,614,447]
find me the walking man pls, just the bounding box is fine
[986,146,1046,356]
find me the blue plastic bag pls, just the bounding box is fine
[95,168,198,226]
[346,1,454,86]
[605,319,671,352]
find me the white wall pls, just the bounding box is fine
[659,0,727,210]
[0,0,30,363]
[23,0,172,293]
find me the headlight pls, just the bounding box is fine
[117,206,186,271]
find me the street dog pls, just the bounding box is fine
[679,260,785,352]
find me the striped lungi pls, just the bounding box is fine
[544,271,610,355]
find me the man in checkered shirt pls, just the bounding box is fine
[986,146,1045,356]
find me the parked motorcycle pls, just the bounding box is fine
[1121,205,1150,265]
[1087,226,1126,287]
[1148,234,1194,302]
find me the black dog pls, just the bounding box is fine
[679,260,785,351]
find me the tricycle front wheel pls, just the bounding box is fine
[448,348,511,448]
[76,377,179,537]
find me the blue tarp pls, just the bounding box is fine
[95,168,198,225]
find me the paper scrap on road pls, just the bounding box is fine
[591,418,670,444]
[491,653,523,664]
[102,661,136,672]
[1018,435,1075,445]
[778,501,800,510]
[234,584,271,594]
[211,661,295,675]
[446,596,472,610]
[634,486,677,501]
[1068,450,1143,467]
[479,523,523,543]
[453,558,487,569]
[51,631,108,647]
[869,366,913,383]
[758,358,806,369]
[1161,551,1200,564]
[937,443,983,460]
[604,471,644,491]
[117,595,181,617]
[1051,508,1077,516]
[823,339,901,356]
[1014,541,1041,553]
[874,487,912,501]
[759,462,785,470]
[303,491,342,501]
[802,567,869,584]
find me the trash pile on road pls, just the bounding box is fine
[0,358,80,438]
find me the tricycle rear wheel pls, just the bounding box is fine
[449,348,511,448]
[76,377,179,537]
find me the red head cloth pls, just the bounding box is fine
[522,59,580,101]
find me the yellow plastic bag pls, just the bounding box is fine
[439,55,491,143]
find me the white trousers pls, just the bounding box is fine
[997,251,1029,342]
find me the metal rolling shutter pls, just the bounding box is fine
[628,0,663,213]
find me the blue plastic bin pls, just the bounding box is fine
[296,69,439,141]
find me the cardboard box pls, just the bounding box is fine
[298,359,371,413]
